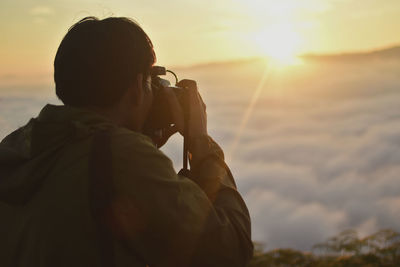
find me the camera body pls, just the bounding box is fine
[143,66,186,134]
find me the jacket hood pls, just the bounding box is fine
[0,104,114,205]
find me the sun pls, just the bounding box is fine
[252,23,302,65]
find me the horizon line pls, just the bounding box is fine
[172,43,400,69]
[1,43,399,85]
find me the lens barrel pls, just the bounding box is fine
[143,66,185,133]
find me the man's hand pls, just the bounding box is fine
[165,79,208,140]
[150,126,179,148]
[150,80,207,149]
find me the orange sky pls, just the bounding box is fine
[1,0,400,84]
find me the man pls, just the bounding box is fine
[0,17,253,267]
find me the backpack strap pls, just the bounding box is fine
[88,130,115,267]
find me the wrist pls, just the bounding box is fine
[188,135,224,168]
[188,135,210,161]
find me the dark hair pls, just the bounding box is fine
[54,16,156,107]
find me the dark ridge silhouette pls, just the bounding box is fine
[173,44,400,70]
[173,57,263,71]
[249,229,400,267]
[301,45,400,62]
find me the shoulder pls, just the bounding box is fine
[110,127,156,154]
[108,128,176,178]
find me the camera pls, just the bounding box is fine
[143,66,186,135]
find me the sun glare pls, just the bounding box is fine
[252,24,302,66]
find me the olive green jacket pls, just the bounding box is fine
[0,104,253,267]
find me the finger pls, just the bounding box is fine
[177,79,197,90]
[151,126,177,147]
[163,125,179,138]
[177,79,202,108]
[182,83,200,108]
[156,125,178,148]
[197,91,206,112]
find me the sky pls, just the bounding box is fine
[1,0,400,84]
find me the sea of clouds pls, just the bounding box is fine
[1,54,399,251]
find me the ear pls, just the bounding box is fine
[131,73,143,106]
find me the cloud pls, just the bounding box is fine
[172,56,400,250]
[29,6,54,24]
[30,6,54,16]
[246,190,347,249]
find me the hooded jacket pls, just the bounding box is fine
[0,104,253,267]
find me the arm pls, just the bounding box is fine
[186,134,253,267]
[110,80,253,266]
[110,132,253,267]
[175,80,252,266]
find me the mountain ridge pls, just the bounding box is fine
[173,45,400,69]
[301,45,400,61]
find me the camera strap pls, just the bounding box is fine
[89,130,147,267]
[182,89,191,172]
[89,130,116,267]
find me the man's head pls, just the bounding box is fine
[54,16,156,108]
